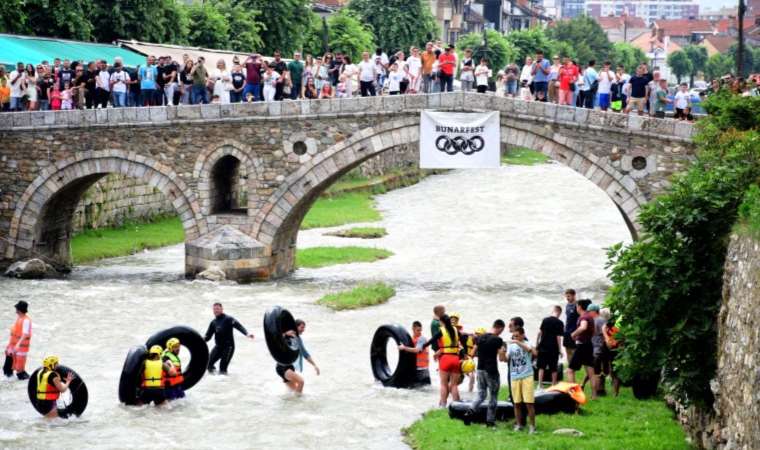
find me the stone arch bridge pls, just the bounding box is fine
[0,92,696,281]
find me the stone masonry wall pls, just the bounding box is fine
[676,232,760,450]
[72,174,174,232]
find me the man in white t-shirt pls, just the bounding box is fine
[8,62,26,111]
[406,47,423,93]
[109,63,131,107]
[358,52,377,97]
[96,60,112,108]
[597,61,614,111]
[387,63,404,95]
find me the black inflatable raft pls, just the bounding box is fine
[448,390,579,424]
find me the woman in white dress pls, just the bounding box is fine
[341,56,358,98]
[25,64,38,110]
[211,59,232,104]
[262,64,280,102]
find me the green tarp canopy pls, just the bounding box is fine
[0,34,146,69]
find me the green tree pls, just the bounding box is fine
[667,50,692,83]
[0,0,29,35]
[612,42,647,73]
[91,0,188,44]
[304,9,374,62]
[241,0,312,55]
[349,0,439,53]
[457,29,516,73]
[704,53,733,80]
[727,43,756,77]
[504,28,556,65]
[186,2,229,50]
[215,0,264,53]
[683,45,708,87]
[27,0,94,41]
[547,15,613,65]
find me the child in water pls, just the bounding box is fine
[276,319,319,395]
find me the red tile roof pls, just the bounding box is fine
[596,15,647,30]
[703,35,736,55]
[715,17,759,33]
[653,19,715,36]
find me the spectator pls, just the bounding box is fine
[358,52,377,97]
[109,62,130,108]
[536,305,564,386]
[36,66,51,111]
[96,60,111,109]
[562,288,579,363]
[474,58,492,94]
[557,58,578,106]
[270,51,287,100]
[374,55,386,94]
[163,57,179,106]
[190,56,209,105]
[421,42,437,93]
[125,64,140,107]
[0,78,10,111]
[647,70,661,117]
[407,47,422,94]
[519,56,533,92]
[9,62,26,111]
[568,299,599,399]
[58,59,74,90]
[315,56,329,93]
[49,81,61,111]
[60,81,73,110]
[531,50,551,102]
[580,60,598,109]
[504,62,519,97]
[139,56,158,106]
[262,63,280,102]
[288,52,304,100]
[610,64,627,112]
[624,65,649,116]
[438,45,457,92]
[211,59,232,104]
[230,64,246,103]
[508,326,538,434]
[341,56,358,98]
[243,54,262,102]
[388,62,403,95]
[653,79,671,119]
[591,306,609,395]
[459,48,475,92]
[24,64,38,111]
[597,61,614,112]
[328,52,342,87]
[673,83,693,121]
[179,60,194,105]
[548,55,561,103]
[304,77,318,99]
[319,79,333,98]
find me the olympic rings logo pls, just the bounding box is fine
[435,135,485,155]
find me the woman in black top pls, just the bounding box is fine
[179,60,194,105]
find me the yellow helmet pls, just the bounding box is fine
[166,338,180,351]
[461,359,476,374]
[449,312,461,321]
[475,327,487,335]
[149,345,163,356]
[42,355,59,371]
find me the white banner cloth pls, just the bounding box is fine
[419,110,500,169]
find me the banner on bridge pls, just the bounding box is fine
[419,111,500,169]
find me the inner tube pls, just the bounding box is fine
[118,345,147,405]
[27,365,88,417]
[533,362,565,383]
[448,390,579,424]
[370,324,418,388]
[263,306,300,365]
[145,325,209,391]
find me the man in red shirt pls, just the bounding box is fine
[557,57,579,106]
[438,45,457,92]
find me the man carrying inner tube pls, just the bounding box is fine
[422,314,467,407]
[140,345,175,407]
[5,301,32,380]
[162,338,185,400]
[36,356,74,418]
[397,321,431,385]
[204,302,254,375]
[277,319,319,394]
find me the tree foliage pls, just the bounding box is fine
[457,29,516,73]
[26,0,95,41]
[683,45,708,86]
[186,2,230,50]
[667,50,692,83]
[348,0,438,53]
[546,15,613,65]
[612,42,646,73]
[606,91,760,408]
[240,0,312,55]
[91,0,188,44]
[704,53,734,80]
[317,9,375,62]
[0,0,30,35]
[215,0,264,53]
[726,43,760,77]
[504,28,557,65]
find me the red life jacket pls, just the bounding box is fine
[7,315,32,355]
[412,336,429,369]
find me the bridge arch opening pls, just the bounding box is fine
[210,155,248,215]
[253,118,646,279]
[7,152,201,270]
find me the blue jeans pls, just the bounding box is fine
[192,85,209,104]
[242,83,260,102]
[471,370,500,424]
[10,97,23,111]
[38,100,50,111]
[230,90,243,103]
[439,74,453,92]
[506,79,518,96]
[112,91,127,107]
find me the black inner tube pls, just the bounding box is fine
[370,324,418,388]
[145,325,209,391]
[27,365,88,417]
[263,306,300,365]
[118,345,147,405]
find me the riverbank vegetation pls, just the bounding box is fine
[404,381,691,450]
[301,192,382,230]
[502,147,550,166]
[71,216,184,264]
[317,282,396,310]
[325,227,388,239]
[295,246,393,269]
[605,92,760,408]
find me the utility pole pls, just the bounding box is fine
[737,0,746,76]
[322,16,329,55]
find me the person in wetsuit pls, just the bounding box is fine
[204,302,254,374]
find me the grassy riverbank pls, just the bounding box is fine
[403,379,691,450]
[317,282,396,310]
[296,246,393,268]
[71,216,185,264]
[502,147,550,166]
[325,227,388,239]
[301,192,382,230]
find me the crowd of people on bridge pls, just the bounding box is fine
[1,41,757,119]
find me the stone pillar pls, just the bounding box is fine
[185,225,270,282]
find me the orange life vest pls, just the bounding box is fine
[547,382,587,405]
[8,315,32,355]
[162,350,184,386]
[604,325,620,349]
[412,336,429,369]
[36,369,60,401]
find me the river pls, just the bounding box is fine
[0,163,630,450]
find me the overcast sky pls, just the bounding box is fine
[699,0,734,10]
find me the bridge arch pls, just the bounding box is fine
[7,150,203,267]
[253,114,645,278]
[193,140,260,216]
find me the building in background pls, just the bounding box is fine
[699,6,736,21]
[594,15,649,42]
[561,0,586,18]
[651,18,714,46]
[585,0,699,24]
[430,0,489,44]
[477,0,553,32]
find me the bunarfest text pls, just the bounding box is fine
[434,125,486,134]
